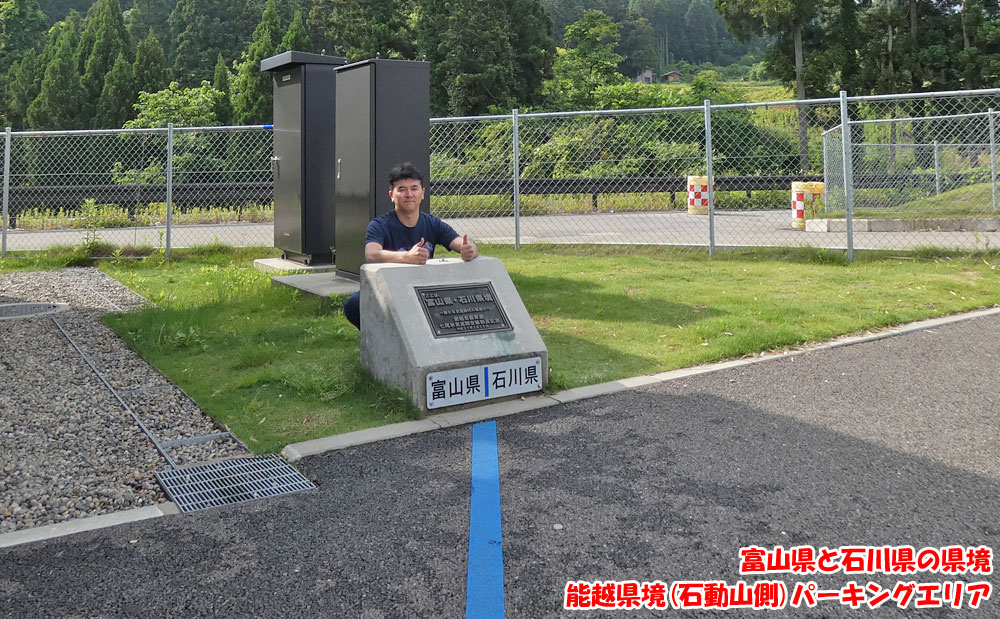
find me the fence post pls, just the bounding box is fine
[704,99,716,257]
[990,109,998,212]
[166,122,173,258]
[933,140,941,195]
[512,108,521,250]
[839,91,855,262]
[2,127,9,259]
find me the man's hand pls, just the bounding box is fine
[406,238,430,264]
[460,234,478,262]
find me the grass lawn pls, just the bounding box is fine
[11,244,999,453]
[818,183,1000,219]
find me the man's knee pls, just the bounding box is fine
[345,291,361,329]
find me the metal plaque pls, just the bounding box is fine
[415,283,513,338]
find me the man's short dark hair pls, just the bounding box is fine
[388,162,424,188]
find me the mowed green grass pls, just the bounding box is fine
[91,244,1000,453]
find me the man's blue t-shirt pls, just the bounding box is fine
[365,210,460,258]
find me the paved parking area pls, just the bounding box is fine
[1,312,998,617]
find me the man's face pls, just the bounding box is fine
[389,178,425,215]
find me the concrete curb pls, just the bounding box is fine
[0,502,179,549]
[282,305,1000,461]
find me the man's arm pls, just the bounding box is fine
[449,234,478,261]
[365,240,430,265]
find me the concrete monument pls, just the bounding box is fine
[360,257,548,411]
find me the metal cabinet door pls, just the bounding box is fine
[272,67,303,254]
[334,65,373,278]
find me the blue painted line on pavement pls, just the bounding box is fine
[466,420,505,619]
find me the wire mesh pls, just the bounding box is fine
[431,108,712,247]
[0,127,273,254]
[169,126,273,249]
[841,93,1000,251]
[429,116,516,242]
[709,99,844,249]
[4,89,1000,259]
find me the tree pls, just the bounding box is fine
[4,48,40,128]
[211,53,232,125]
[508,0,557,109]
[619,14,657,77]
[0,0,48,76]
[125,0,169,50]
[437,0,518,115]
[94,50,135,127]
[279,8,311,52]
[76,0,132,124]
[232,0,281,124]
[308,0,414,60]
[684,0,719,64]
[716,0,817,171]
[418,0,554,116]
[133,28,168,94]
[543,10,626,110]
[38,0,89,24]
[124,81,223,128]
[169,0,243,85]
[26,24,86,129]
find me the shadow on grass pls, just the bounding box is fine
[509,272,724,327]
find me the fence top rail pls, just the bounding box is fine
[432,88,1000,125]
[6,125,272,138]
[848,111,992,126]
[432,105,704,123]
[854,142,991,147]
[847,87,1000,104]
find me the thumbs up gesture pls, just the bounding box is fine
[460,234,478,262]
[407,237,429,264]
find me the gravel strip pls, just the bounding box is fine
[0,268,250,533]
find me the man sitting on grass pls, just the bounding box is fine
[344,162,479,329]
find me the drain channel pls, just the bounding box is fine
[156,457,315,513]
[51,315,178,468]
[0,302,68,320]
[50,314,313,512]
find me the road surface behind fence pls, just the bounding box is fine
[5,212,1000,253]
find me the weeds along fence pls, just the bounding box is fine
[3,88,1000,259]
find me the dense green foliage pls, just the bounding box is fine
[133,29,169,95]
[417,0,555,116]
[211,53,232,125]
[232,0,281,124]
[5,0,1000,131]
[94,50,135,127]
[26,24,85,129]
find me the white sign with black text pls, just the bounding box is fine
[426,356,543,409]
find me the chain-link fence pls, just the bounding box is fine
[0,125,272,256]
[5,88,1000,260]
[428,88,1000,257]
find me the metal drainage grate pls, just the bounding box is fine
[155,456,315,513]
[0,302,68,320]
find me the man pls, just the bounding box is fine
[344,162,479,329]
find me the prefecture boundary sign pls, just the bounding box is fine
[426,357,542,409]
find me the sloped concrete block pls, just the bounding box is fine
[360,257,548,412]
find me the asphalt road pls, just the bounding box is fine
[4,211,1000,252]
[1,314,998,618]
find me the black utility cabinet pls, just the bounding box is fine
[334,59,430,280]
[262,51,347,265]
